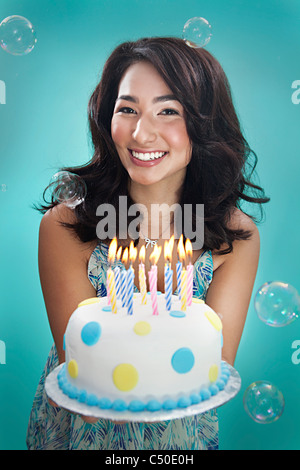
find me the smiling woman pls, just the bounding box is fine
[111,61,192,185]
[27,37,269,450]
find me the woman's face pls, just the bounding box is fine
[111,61,192,189]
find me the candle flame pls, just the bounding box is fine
[116,246,122,261]
[149,244,162,265]
[108,237,117,263]
[177,235,185,262]
[164,239,172,263]
[185,238,193,262]
[129,241,137,263]
[139,245,145,263]
[122,247,128,264]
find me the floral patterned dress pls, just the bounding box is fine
[26,243,218,450]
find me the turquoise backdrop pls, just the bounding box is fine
[0,0,299,450]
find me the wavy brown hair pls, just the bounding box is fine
[37,37,269,254]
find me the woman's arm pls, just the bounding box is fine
[38,204,97,364]
[206,210,260,366]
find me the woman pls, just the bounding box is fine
[26,37,269,450]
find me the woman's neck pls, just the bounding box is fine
[128,178,183,241]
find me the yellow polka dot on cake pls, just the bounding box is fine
[113,364,139,391]
[68,359,78,378]
[209,364,218,382]
[78,297,101,308]
[204,310,222,331]
[192,298,204,304]
[133,321,151,336]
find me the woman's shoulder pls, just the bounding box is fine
[212,208,260,270]
[39,204,97,264]
[228,207,259,235]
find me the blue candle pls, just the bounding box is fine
[126,266,134,315]
[114,266,121,299]
[176,261,182,300]
[120,269,127,307]
[165,264,173,311]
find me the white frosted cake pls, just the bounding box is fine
[57,293,230,413]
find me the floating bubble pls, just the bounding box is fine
[0,15,37,56]
[182,17,212,48]
[254,281,300,327]
[49,171,87,209]
[243,381,284,424]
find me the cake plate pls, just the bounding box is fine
[45,362,241,423]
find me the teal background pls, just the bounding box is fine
[0,0,300,450]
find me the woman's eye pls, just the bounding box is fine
[118,107,136,114]
[160,108,179,116]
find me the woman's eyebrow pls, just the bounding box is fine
[116,94,179,104]
[152,94,178,103]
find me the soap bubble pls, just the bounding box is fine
[0,15,37,56]
[254,281,300,327]
[49,171,87,209]
[243,381,284,424]
[182,17,212,48]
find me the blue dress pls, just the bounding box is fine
[26,243,218,450]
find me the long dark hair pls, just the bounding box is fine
[36,37,269,254]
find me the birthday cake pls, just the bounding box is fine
[56,293,230,413]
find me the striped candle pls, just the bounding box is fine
[148,269,158,315]
[181,268,187,312]
[139,263,147,304]
[187,264,193,306]
[126,266,134,315]
[114,266,121,299]
[165,264,173,311]
[107,268,117,313]
[120,269,127,307]
[176,261,182,300]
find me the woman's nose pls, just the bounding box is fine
[132,115,157,144]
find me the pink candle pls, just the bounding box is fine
[185,239,193,307]
[148,269,158,315]
[148,245,161,315]
[187,264,193,306]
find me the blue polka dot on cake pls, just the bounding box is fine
[81,321,101,346]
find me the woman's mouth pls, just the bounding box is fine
[129,149,168,161]
[128,149,168,167]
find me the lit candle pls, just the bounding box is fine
[176,235,184,300]
[126,266,134,315]
[126,242,137,315]
[177,236,187,311]
[185,239,193,307]
[181,267,187,312]
[114,246,122,299]
[164,238,173,311]
[120,248,128,308]
[108,238,118,313]
[149,245,162,315]
[139,245,147,305]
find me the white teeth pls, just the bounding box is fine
[131,150,166,161]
